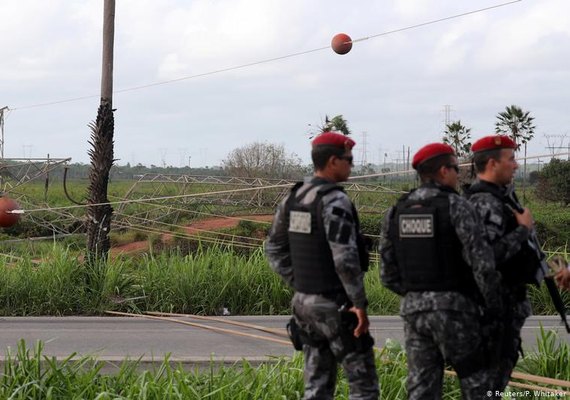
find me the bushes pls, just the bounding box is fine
[536,159,570,205]
[532,204,570,249]
[109,230,148,246]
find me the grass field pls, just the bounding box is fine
[2,328,568,400]
[0,245,567,317]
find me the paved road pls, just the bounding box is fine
[0,315,568,370]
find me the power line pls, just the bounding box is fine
[11,0,521,111]
[10,150,567,216]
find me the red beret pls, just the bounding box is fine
[312,132,355,149]
[412,143,455,169]
[471,135,516,152]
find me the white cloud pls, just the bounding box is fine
[474,0,570,70]
[1,0,569,166]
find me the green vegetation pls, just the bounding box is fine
[1,179,568,317]
[536,159,570,205]
[109,230,149,247]
[2,333,568,399]
[517,327,570,382]
[521,199,570,250]
[1,244,567,317]
[443,120,471,158]
[0,244,397,316]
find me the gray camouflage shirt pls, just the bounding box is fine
[467,179,532,318]
[264,177,368,309]
[380,183,503,315]
[466,179,529,265]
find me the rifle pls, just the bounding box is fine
[504,185,570,333]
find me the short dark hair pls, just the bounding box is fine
[416,154,454,183]
[311,145,345,170]
[472,149,502,173]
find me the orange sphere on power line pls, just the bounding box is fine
[0,196,21,228]
[331,33,352,55]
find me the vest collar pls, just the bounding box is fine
[466,178,507,199]
[420,181,459,195]
[309,176,335,185]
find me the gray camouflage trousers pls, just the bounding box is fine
[403,310,494,400]
[292,292,379,400]
[486,298,531,398]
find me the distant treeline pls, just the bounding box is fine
[0,162,228,181]
[0,159,551,182]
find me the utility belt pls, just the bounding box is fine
[286,304,374,360]
[319,291,350,307]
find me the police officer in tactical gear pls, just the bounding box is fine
[464,135,534,397]
[380,143,502,400]
[265,131,379,400]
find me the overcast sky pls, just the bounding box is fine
[1,0,569,168]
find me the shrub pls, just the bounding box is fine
[536,159,570,205]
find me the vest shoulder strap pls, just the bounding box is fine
[286,181,344,214]
[286,181,307,208]
[290,181,304,193]
[316,183,344,196]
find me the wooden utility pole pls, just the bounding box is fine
[86,0,116,262]
[101,1,114,103]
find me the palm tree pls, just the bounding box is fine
[310,114,352,138]
[87,0,115,263]
[495,105,535,150]
[495,105,536,199]
[327,115,352,136]
[442,120,471,159]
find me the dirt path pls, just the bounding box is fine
[182,215,273,234]
[112,215,273,256]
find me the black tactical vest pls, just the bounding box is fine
[465,181,539,285]
[388,185,482,301]
[286,182,346,296]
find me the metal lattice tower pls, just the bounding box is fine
[113,173,409,230]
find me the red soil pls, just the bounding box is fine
[111,215,274,256]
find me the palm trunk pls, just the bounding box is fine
[86,101,114,263]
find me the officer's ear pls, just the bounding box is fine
[487,157,499,172]
[328,155,338,168]
[437,164,448,179]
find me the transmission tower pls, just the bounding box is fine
[159,148,167,168]
[442,104,453,130]
[359,131,368,167]
[544,134,569,160]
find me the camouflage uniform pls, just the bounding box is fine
[380,183,502,400]
[265,177,379,400]
[466,179,532,395]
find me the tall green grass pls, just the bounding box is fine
[5,331,569,400]
[0,246,132,315]
[0,243,566,316]
[0,340,451,399]
[0,244,297,316]
[517,326,570,381]
[138,246,293,315]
